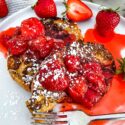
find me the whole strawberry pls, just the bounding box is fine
[33,0,57,18]
[96,9,120,37]
[0,0,8,18]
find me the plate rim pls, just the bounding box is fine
[0,1,125,31]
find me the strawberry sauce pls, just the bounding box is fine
[59,29,125,125]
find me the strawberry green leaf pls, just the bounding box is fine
[116,57,125,80]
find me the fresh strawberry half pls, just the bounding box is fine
[0,0,8,18]
[64,55,80,72]
[96,9,120,37]
[21,17,45,40]
[64,0,93,22]
[68,76,88,103]
[29,36,54,58]
[34,0,57,18]
[39,59,69,91]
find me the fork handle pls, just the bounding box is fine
[90,113,125,121]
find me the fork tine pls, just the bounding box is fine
[31,116,68,121]
[31,121,68,125]
[33,112,57,115]
[33,112,67,118]
[31,122,49,125]
[32,112,68,125]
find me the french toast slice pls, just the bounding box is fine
[7,50,42,91]
[26,48,70,113]
[26,41,115,113]
[7,17,82,92]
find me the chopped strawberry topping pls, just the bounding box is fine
[83,62,102,73]
[64,55,80,72]
[83,62,106,94]
[29,36,54,58]
[21,17,45,40]
[68,76,88,103]
[82,89,101,108]
[7,36,28,55]
[39,59,69,91]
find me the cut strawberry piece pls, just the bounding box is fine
[64,55,80,72]
[82,89,101,108]
[53,39,65,50]
[29,36,54,58]
[68,76,88,103]
[83,62,107,94]
[42,75,69,91]
[86,72,106,94]
[39,59,69,91]
[21,17,45,40]
[83,62,102,73]
[65,0,93,22]
[7,36,28,55]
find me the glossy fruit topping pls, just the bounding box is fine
[29,36,54,58]
[7,36,28,55]
[21,17,45,40]
[39,59,69,91]
[64,55,80,72]
[82,89,101,108]
[68,76,88,103]
[34,0,57,18]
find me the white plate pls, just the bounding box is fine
[0,1,125,125]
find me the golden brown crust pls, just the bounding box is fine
[7,53,40,92]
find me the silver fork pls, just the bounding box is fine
[31,111,125,125]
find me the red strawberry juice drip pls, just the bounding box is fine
[59,29,125,125]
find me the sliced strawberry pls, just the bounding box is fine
[53,39,65,50]
[85,72,107,94]
[7,36,28,55]
[21,17,45,40]
[34,0,57,18]
[83,62,102,73]
[83,62,106,94]
[82,89,101,108]
[65,0,93,22]
[68,76,88,103]
[42,75,69,91]
[64,55,80,72]
[29,36,54,58]
[39,59,69,91]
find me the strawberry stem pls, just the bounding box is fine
[116,57,125,80]
[62,0,69,18]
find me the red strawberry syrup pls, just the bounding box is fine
[59,29,125,125]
